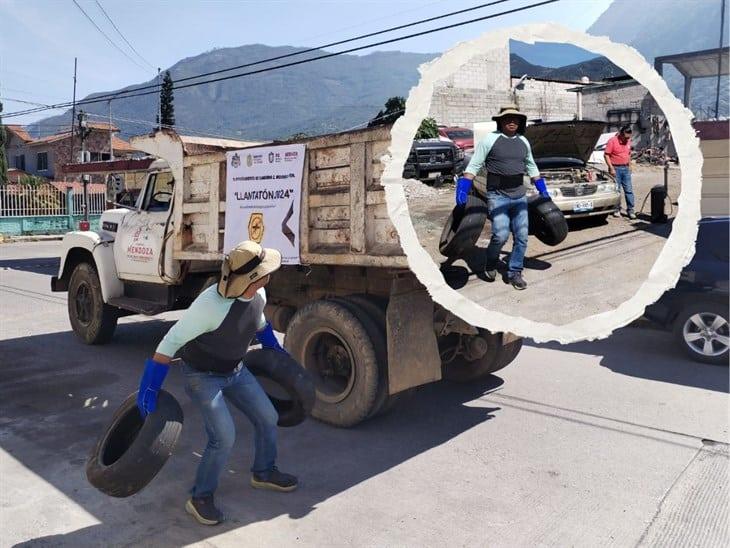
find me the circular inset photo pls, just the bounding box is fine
[381,24,703,343]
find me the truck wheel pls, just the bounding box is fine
[339,295,403,418]
[490,337,523,374]
[68,262,118,345]
[673,302,729,365]
[440,329,502,382]
[284,300,379,427]
[439,194,489,259]
[528,195,568,246]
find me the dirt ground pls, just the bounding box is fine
[405,165,683,325]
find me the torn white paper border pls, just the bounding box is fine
[380,23,702,344]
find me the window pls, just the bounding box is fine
[142,171,175,212]
[14,155,25,170]
[37,152,48,171]
[89,152,112,162]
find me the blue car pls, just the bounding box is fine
[644,217,729,365]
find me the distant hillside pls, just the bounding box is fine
[32,45,438,141]
[509,40,599,67]
[589,0,728,117]
[510,54,626,81]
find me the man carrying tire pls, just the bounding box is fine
[136,240,297,526]
[455,105,547,290]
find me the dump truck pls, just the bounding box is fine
[51,126,522,427]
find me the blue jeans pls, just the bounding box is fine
[614,165,635,211]
[485,191,529,275]
[183,362,279,498]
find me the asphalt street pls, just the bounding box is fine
[0,241,728,547]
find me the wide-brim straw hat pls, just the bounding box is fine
[218,240,282,298]
[492,105,527,133]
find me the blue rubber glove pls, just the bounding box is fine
[534,177,550,199]
[137,358,170,417]
[455,176,473,206]
[256,321,288,354]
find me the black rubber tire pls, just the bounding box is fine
[672,302,729,365]
[439,193,489,259]
[528,195,568,246]
[245,348,316,427]
[68,262,118,345]
[335,295,402,418]
[284,300,380,427]
[440,329,503,382]
[86,390,183,498]
[490,337,523,374]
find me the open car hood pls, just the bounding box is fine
[525,121,606,164]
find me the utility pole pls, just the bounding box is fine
[157,67,162,131]
[108,100,114,161]
[715,0,726,119]
[70,57,78,164]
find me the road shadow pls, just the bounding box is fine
[0,257,60,276]
[525,325,729,393]
[439,248,552,289]
[1,322,504,547]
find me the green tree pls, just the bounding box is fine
[368,96,406,127]
[415,117,439,139]
[160,71,175,127]
[0,101,8,185]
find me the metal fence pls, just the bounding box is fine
[0,184,106,217]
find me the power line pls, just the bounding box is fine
[9,0,516,114]
[6,0,560,119]
[71,0,149,72]
[94,0,155,71]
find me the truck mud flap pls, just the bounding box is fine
[386,278,441,394]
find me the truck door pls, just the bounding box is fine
[114,171,174,282]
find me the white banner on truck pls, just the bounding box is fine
[224,144,305,264]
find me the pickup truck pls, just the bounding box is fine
[403,138,464,185]
[51,126,522,427]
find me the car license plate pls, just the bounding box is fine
[428,171,441,179]
[573,200,593,212]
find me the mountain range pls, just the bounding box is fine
[30,47,621,141]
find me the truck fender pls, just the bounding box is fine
[53,231,124,302]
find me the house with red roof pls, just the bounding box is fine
[4,122,139,180]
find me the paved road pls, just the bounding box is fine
[407,165,681,325]
[1,241,727,547]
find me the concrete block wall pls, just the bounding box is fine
[513,79,580,121]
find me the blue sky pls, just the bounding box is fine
[1,0,612,125]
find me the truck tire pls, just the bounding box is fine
[284,300,379,427]
[86,390,183,498]
[439,194,489,259]
[528,195,568,246]
[68,262,118,345]
[244,348,316,427]
[440,329,502,382]
[336,295,402,418]
[490,337,523,374]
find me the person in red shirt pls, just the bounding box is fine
[604,125,636,219]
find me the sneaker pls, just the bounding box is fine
[251,466,298,492]
[612,210,621,218]
[185,495,224,526]
[627,210,637,220]
[508,272,528,290]
[484,268,497,282]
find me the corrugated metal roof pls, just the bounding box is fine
[655,47,729,79]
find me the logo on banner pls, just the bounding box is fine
[268,152,275,163]
[246,154,253,168]
[231,153,241,168]
[248,213,264,243]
